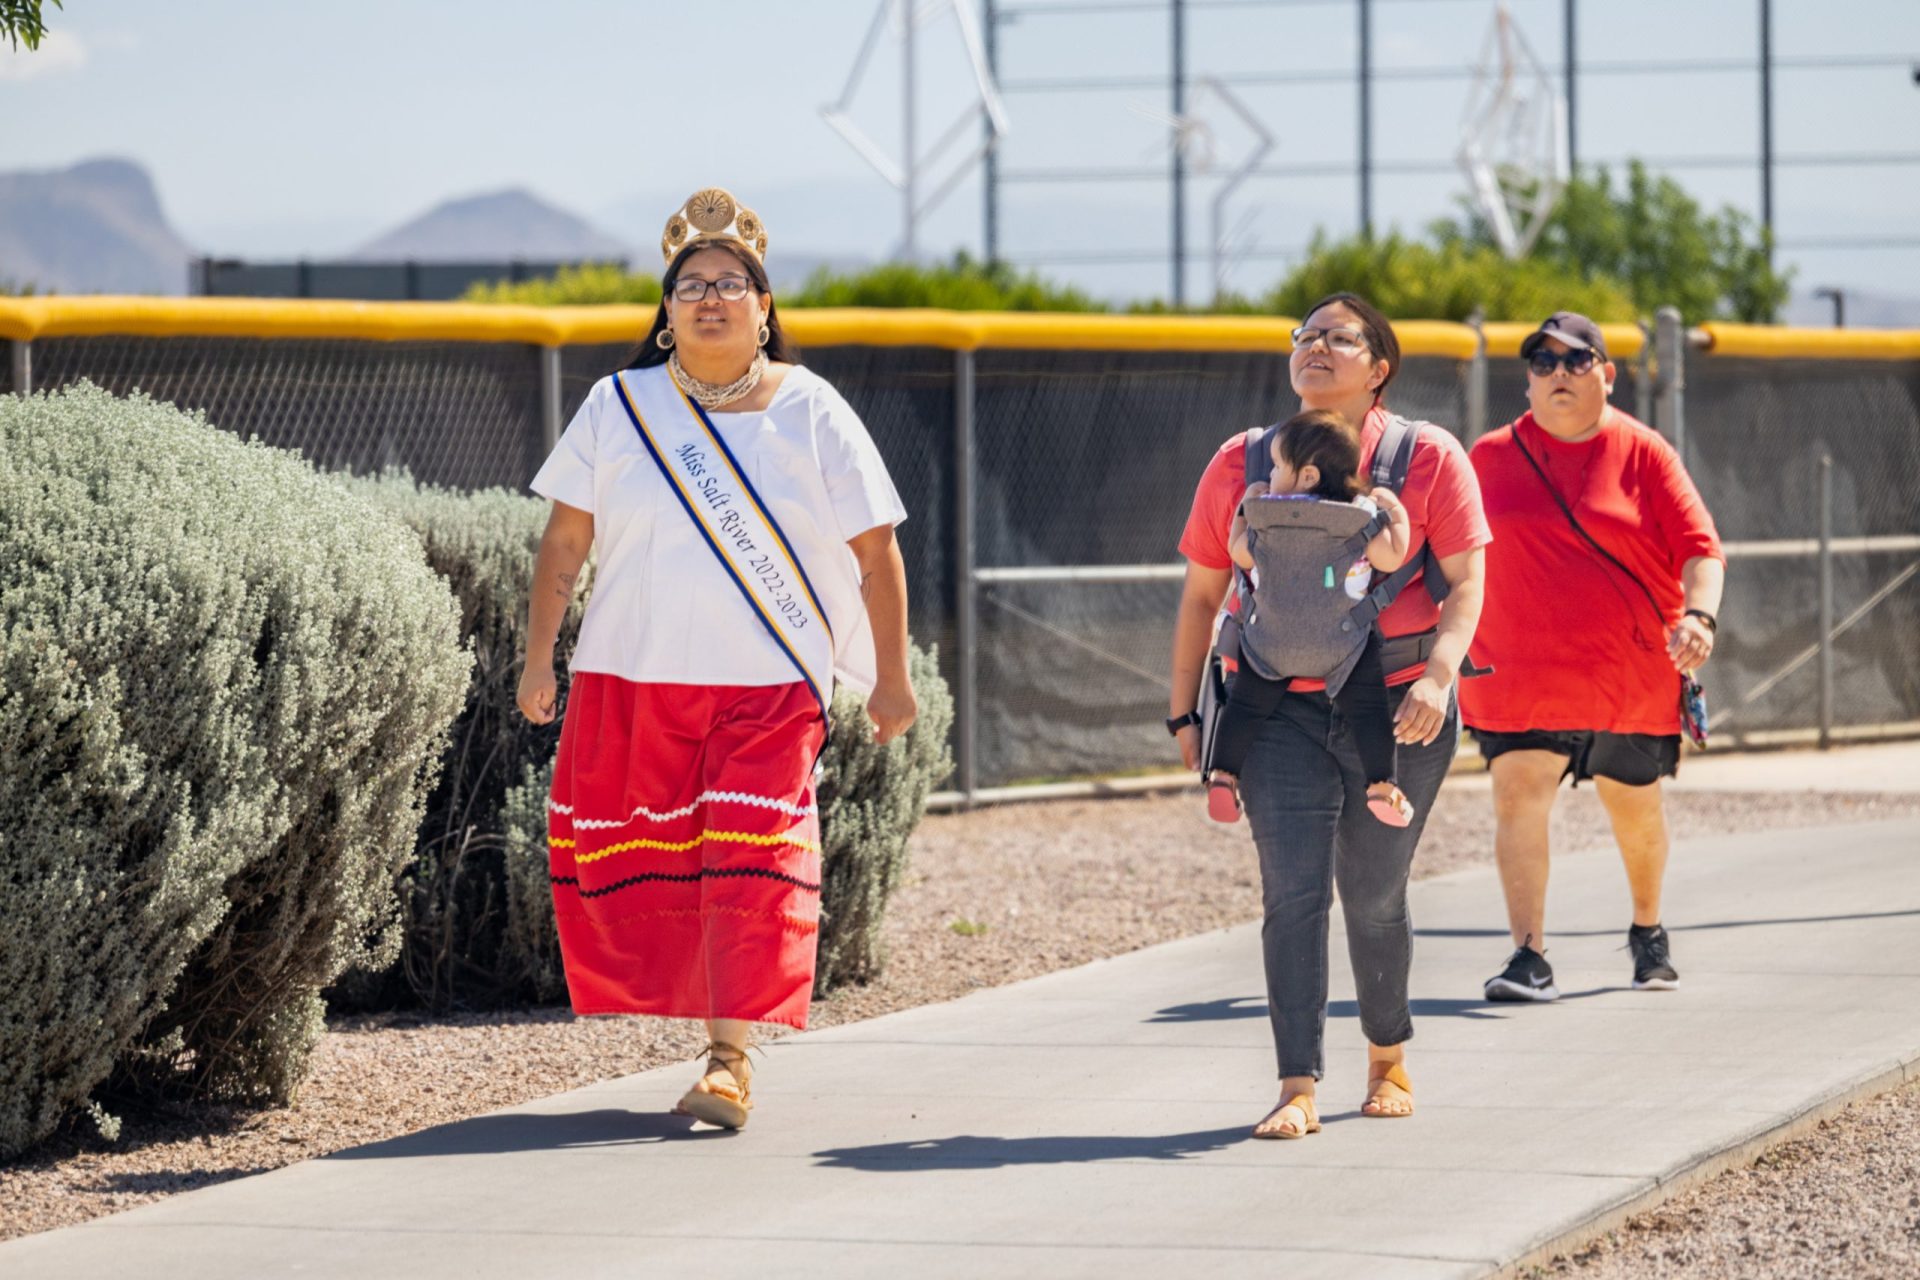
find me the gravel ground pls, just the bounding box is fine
[4,782,1917,1264]
[1533,1075,1920,1279]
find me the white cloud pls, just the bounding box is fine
[0,28,89,82]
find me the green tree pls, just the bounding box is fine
[463,252,1107,313]
[2,0,61,51]
[784,252,1106,312]
[463,262,660,306]
[1435,161,1792,323]
[1265,230,1638,323]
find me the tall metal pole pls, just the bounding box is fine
[1171,0,1187,305]
[902,0,919,260]
[953,349,979,805]
[1465,309,1489,444]
[7,340,29,396]
[1563,0,1578,175]
[1818,452,1834,749]
[1759,0,1774,256]
[1655,306,1686,460]
[1358,0,1373,237]
[983,0,1000,262]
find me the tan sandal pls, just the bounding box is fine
[1362,1061,1414,1118]
[1252,1093,1320,1140]
[675,1041,754,1129]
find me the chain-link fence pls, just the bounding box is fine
[5,304,1915,798]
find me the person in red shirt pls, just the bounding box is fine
[1168,293,1490,1140]
[1460,312,1725,1003]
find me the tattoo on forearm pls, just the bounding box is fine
[859,571,874,602]
[553,570,577,603]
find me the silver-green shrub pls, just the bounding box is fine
[814,644,955,994]
[0,385,468,1153]
[328,476,585,1010]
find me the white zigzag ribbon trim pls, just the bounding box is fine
[549,790,816,828]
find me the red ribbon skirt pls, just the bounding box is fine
[547,674,826,1028]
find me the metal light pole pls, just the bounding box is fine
[1563,0,1578,174]
[902,0,918,260]
[1759,0,1774,256]
[1171,0,1188,305]
[1358,0,1374,237]
[1813,287,1846,328]
[984,0,1000,262]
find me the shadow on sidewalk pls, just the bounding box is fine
[325,1109,730,1160]
[1415,906,1920,940]
[813,1126,1247,1171]
[1148,991,1620,1023]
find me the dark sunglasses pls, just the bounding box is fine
[1527,347,1600,377]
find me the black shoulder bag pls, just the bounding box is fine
[1510,426,1710,748]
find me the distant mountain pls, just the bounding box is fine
[0,157,195,294]
[351,188,632,262]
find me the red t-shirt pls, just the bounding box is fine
[1177,406,1492,688]
[1458,409,1724,735]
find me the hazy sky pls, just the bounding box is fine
[4,0,1917,305]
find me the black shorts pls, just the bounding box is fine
[1471,727,1680,788]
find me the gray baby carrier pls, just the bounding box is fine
[1197,415,1467,775]
[1238,494,1390,697]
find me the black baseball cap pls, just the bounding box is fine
[1520,311,1608,362]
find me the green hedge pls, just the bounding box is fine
[815,647,954,993]
[327,476,588,1011]
[0,386,469,1156]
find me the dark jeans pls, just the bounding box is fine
[1239,680,1459,1079]
[1212,631,1397,786]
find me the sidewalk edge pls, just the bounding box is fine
[1486,1051,1920,1279]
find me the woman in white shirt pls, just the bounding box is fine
[516,188,916,1130]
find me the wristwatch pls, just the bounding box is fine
[1683,608,1718,633]
[1165,710,1202,737]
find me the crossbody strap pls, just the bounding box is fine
[1510,424,1670,638]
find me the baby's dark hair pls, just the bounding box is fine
[1272,409,1365,500]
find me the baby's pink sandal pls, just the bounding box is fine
[1366,782,1414,828]
[1207,777,1243,824]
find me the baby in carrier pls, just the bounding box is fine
[1208,409,1415,827]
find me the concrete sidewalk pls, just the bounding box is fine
[6,818,1918,1279]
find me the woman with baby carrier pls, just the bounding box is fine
[1167,293,1490,1139]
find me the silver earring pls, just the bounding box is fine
[757,323,771,347]
[656,328,675,350]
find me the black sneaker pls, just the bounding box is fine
[1629,923,1680,990]
[1484,942,1559,1002]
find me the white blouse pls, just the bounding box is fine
[530,365,908,695]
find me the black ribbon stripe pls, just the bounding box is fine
[551,867,822,898]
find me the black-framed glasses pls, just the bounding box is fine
[672,274,753,303]
[1290,325,1370,355]
[1527,347,1599,377]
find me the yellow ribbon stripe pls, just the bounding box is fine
[550,829,819,864]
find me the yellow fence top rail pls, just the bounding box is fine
[3,298,1913,362]
[1698,324,1920,361]
[0,297,1500,356]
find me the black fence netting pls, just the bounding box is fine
[1684,356,1920,740]
[29,335,546,491]
[11,329,1914,785]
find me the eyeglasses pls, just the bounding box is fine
[672,274,753,303]
[1527,347,1600,377]
[1290,326,1371,355]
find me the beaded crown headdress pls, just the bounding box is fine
[660,187,767,266]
